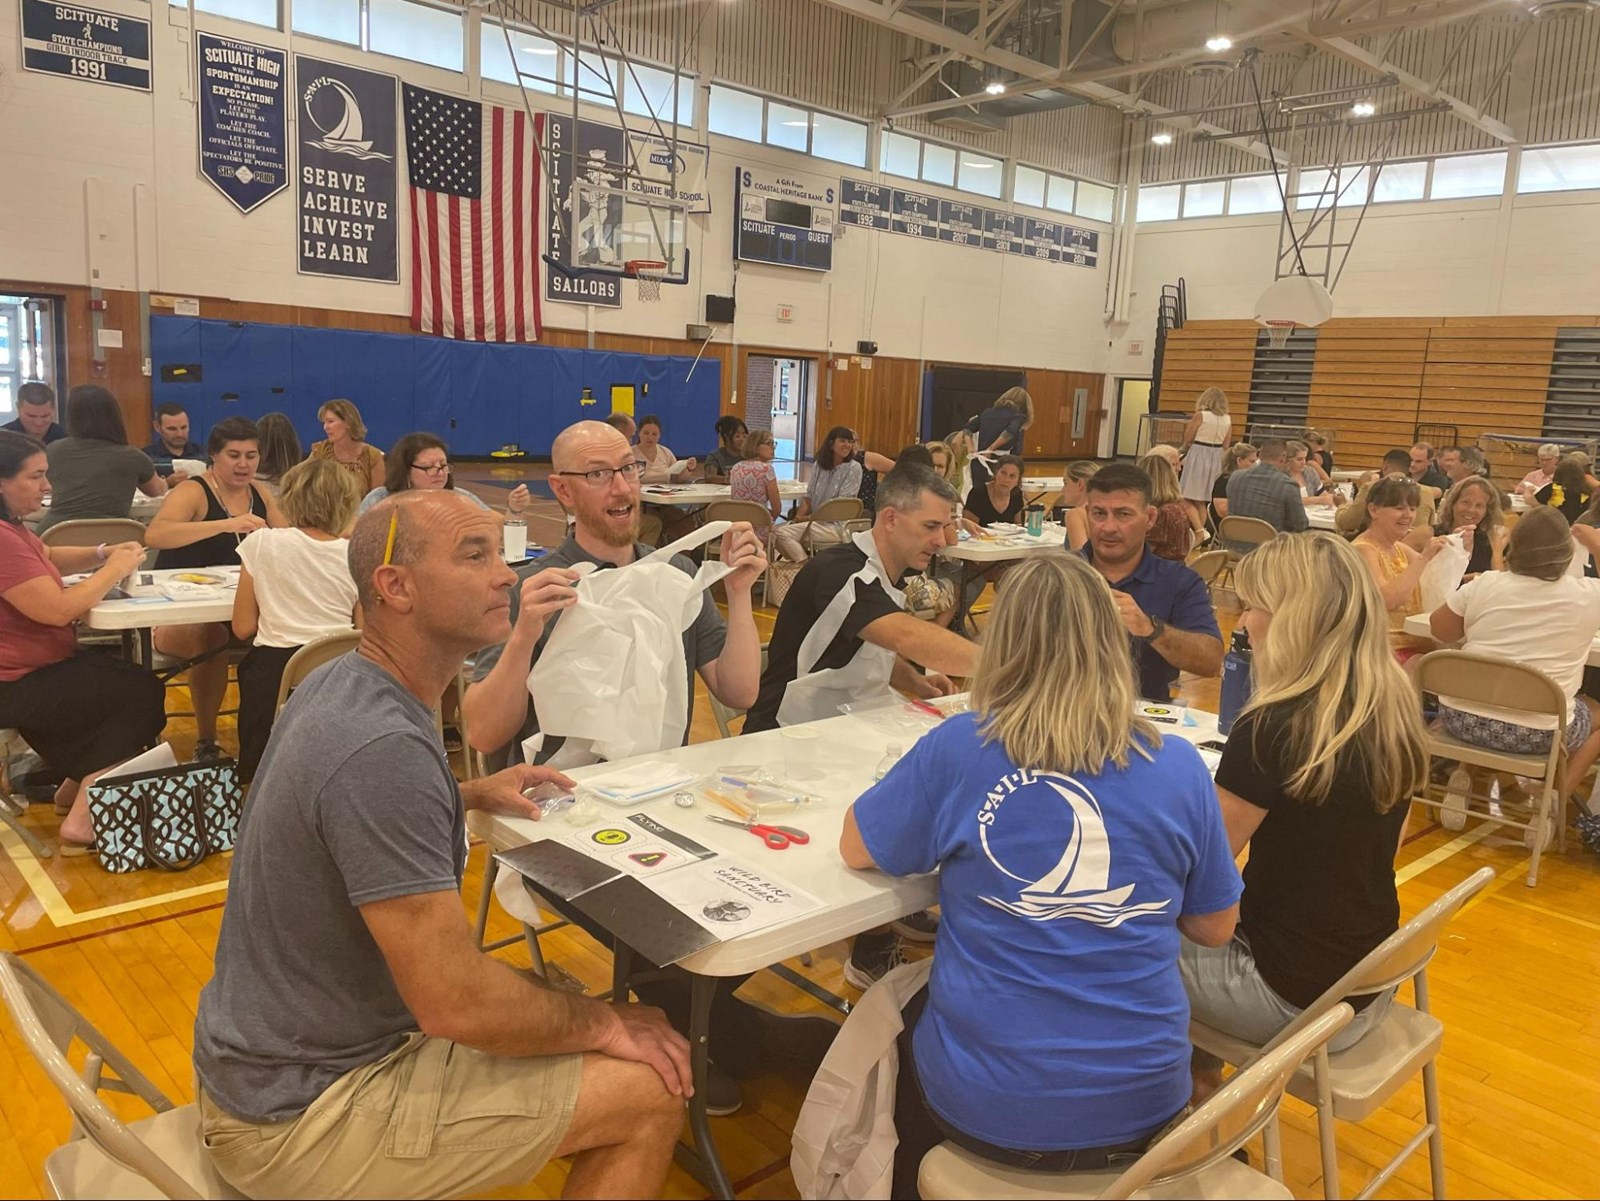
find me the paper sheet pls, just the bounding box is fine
[641,859,823,937]
[99,742,178,783]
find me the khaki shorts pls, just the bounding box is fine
[199,1034,584,1200]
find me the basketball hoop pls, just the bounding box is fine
[626,260,668,304]
[1254,275,1334,351]
[1264,320,1296,351]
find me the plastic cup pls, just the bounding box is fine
[503,518,528,560]
[780,725,823,780]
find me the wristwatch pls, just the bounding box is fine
[1141,616,1166,643]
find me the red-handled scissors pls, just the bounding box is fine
[706,815,810,849]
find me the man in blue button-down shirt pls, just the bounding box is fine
[1078,463,1223,700]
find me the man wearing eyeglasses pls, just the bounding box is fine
[463,419,782,1115]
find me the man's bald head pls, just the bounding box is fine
[348,489,483,609]
[552,420,631,472]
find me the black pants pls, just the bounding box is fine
[0,653,165,782]
[890,987,1179,1199]
[236,645,300,783]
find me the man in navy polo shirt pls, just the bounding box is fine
[1078,463,1223,700]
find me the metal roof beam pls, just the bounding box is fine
[1284,28,1519,144]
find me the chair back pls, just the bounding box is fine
[1250,866,1494,1056]
[703,500,774,534]
[1216,515,1277,549]
[1100,1004,1355,1198]
[811,496,864,524]
[1414,650,1568,723]
[1187,548,1228,584]
[0,952,203,1201]
[39,518,147,549]
[274,630,363,715]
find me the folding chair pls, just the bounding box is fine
[1187,548,1229,588]
[705,645,769,739]
[704,500,776,604]
[0,951,243,1199]
[40,520,153,650]
[1190,866,1495,1201]
[1213,516,1278,593]
[0,729,54,860]
[920,1004,1356,1200]
[803,496,865,555]
[1414,651,1568,887]
[272,631,363,715]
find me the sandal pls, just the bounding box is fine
[59,841,99,858]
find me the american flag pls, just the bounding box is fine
[403,85,543,341]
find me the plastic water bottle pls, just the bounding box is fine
[1217,629,1253,735]
[873,744,903,782]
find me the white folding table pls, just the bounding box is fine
[640,480,808,508]
[477,702,1223,1197]
[83,569,239,666]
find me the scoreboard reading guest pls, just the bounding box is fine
[734,165,836,272]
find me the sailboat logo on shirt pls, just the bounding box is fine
[978,772,1171,927]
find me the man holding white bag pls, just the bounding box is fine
[465,419,766,769]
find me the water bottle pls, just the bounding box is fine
[1217,628,1253,735]
[873,744,903,782]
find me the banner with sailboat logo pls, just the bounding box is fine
[294,55,398,282]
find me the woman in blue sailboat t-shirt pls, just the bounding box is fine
[843,550,1242,1197]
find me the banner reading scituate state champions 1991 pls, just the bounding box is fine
[295,55,399,282]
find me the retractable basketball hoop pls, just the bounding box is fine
[1254,275,1335,349]
[626,259,668,303]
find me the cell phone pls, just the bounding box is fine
[1198,740,1228,753]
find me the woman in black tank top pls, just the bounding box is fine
[145,417,282,761]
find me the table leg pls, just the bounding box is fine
[683,973,734,1200]
[137,628,153,669]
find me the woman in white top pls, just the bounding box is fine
[231,458,361,782]
[1179,387,1232,524]
[1428,506,1600,840]
[635,414,697,484]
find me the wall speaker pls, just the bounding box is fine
[705,294,736,324]
[856,340,878,356]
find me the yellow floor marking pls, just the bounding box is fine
[1396,824,1496,884]
[0,825,228,927]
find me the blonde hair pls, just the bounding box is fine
[1137,452,1182,506]
[318,398,368,442]
[944,429,974,481]
[972,551,1158,773]
[1437,475,1503,537]
[1064,459,1100,486]
[995,386,1035,430]
[742,429,775,460]
[924,440,959,487]
[277,457,361,535]
[1234,533,1429,812]
[1197,386,1229,415]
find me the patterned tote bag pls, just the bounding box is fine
[86,761,243,874]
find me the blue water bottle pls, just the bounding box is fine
[1217,628,1253,735]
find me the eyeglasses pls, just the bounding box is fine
[410,461,450,476]
[555,460,648,488]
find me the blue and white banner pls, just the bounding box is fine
[295,55,399,282]
[734,165,836,272]
[20,0,151,92]
[197,34,287,214]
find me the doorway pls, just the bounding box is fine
[0,294,60,420]
[1114,378,1153,459]
[744,353,815,463]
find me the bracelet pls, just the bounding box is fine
[95,543,108,562]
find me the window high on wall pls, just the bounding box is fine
[169,0,279,28]
[292,0,463,71]
[481,26,695,121]
[709,84,867,167]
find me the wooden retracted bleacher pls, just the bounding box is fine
[1158,320,1255,429]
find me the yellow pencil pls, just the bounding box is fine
[704,788,753,821]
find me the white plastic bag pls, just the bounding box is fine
[527,521,732,766]
[1418,532,1470,612]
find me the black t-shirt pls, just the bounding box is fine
[1209,471,1231,523]
[745,541,904,732]
[852,450,879,516]
[1214,704,1407,1011]
[964,481,1024,527]
[1435,521,1492,576]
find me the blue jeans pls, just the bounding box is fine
[1179,933,1394,1070]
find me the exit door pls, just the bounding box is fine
[0,295,58,419]
[1114,379,1152,459]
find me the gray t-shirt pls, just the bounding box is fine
[193,653,465,1123]
[472,535,727,765]
[39,437,155,530]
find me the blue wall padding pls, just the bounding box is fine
[149,316,722,458]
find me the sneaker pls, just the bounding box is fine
[1441,768,1470,832]
[705,1063,742,1117]
[192,739,226,764]
[843,931,907,991]
[892,909,940,944]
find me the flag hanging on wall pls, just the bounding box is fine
[403,85,544,341]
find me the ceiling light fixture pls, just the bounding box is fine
[1151,132,1174,145]
[1351,101,1376,117]
[1205,35,1233,52]
[985,79,1007,95]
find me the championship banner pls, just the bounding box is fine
[197,34,287,214]
[295,55,399,282]
[20,0,151,92]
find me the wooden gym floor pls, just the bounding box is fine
[2,463,1598,1198]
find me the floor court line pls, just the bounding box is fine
[0,824,230,927]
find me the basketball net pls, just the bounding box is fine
[628,260,667,303]
[1264,320,1295,351]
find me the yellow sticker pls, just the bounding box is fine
[592,828,630,846]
